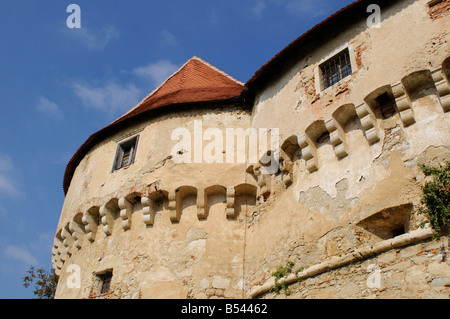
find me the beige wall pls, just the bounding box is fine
[53,0,450,299]
[54,106,257,298]
[245,0,450,297]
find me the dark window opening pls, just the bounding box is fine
[376,93,397,119]
[356,203,412,240]
[320,48,353,90]
[113,135,139,171]
[99,271,113,294]
[391,226,406,238]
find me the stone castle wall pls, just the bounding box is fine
[53,0,450,299]
[254,232,449,299]
[244,0,450,298]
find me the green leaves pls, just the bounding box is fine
[419,162,450,239]
[271,261,306,294]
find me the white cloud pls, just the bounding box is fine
[4,245,38,266]
[251,0,267,19]
[0,175,19,197]
[68,25,119,51]
[36,96,63,120]
[0,154,20,197]
[71,60,180,117]
[72,81,141,115]
[160,30,178,47]
[0,154,13,173]
[133,60,180,86]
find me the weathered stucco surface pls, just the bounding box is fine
[53,0,450,299]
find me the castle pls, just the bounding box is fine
[53,0,450,299]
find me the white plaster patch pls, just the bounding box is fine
[212,276,230,289]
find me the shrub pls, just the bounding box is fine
[419,162,450,239]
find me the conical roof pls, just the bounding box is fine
[63,56,244,194]
[111,56,244,125]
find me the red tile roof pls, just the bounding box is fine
[112,56,244,125]
[63,57,244,194]
[242,0,367,99]
[63,0,383,195]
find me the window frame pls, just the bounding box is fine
[314,45,356,94]
[319,48,353,90]
[93,269,113,297]
[99,271,112,294]
[112,135,139,171]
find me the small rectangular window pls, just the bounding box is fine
[113,135,139,171]
[89,269,114,298]
[320,48,353,90]
[100,272,112,294]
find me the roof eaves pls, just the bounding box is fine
[242,0,367,97]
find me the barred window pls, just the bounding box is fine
[320,48,352,90]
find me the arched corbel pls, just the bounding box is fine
[355,102,380,145]
[82,206,100,242]
[118,197,133,230]
[69,213,85,249]
[392,81,415,126]
[431,67,450,112]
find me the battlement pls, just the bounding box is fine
[53,0,450,298]
[53,57,450,281]
[52,182,257,276]
[251,60,450,199]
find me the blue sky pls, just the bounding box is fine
[0,0,354,298]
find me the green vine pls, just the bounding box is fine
[271,261,306,294]
[419,162,450,239]
[271,261,294,293]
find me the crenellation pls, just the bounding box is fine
[197,188,206,219]
[82,206,100,242]
[69,213,85,250]
[325,118,348,159]
[204,185,226,219]
[141,196,155,226]
[54,1,450,299]
[54,181,258,266]
[279,136,299,187]
[235,184,257,217]
[298,134,318,173]
[52,235,64,276]
[279,149,293,186]
[100,199,119,236]
[226,188,236,219]
[355,102,380,145]
[431,67,450,112]
[54,62,450,297]
[173,186,197,223]
[61,225,74,257]
[118,197,133,230]
[168,190,177,222]
[391,81,416,126]
[250,162,272,199]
